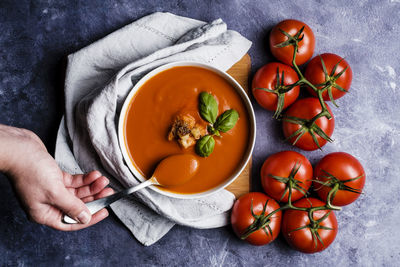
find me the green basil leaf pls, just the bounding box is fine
[214,109,239,132]
[195,135,215,157]
[199,92,218,124]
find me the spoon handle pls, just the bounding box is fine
[63,178,156,224]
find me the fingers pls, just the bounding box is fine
[55,187,114,231]
[64,171,112,199]
[46,170,115,231]
[81,187,115,203]
[63,170,103,188]
[48,208,110,231]
[50,188,92,225]
[71,175,110,199]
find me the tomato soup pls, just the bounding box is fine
[123,66,250,194]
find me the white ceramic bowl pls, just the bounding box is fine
[118,61,256,199]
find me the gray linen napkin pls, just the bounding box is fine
[55,12,252,246]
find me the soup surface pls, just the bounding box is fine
[124,66,250,194]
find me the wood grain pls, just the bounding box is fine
[225,54,252,199]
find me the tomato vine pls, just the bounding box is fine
[282,27,336,149]
[243,163,341,250]
[256,25,351,149]
[242,159,365,251]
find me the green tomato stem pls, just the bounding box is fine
[283,32,333,146]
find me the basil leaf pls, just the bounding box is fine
[199,92,218,124]
[214,109,239,132]
[195,135,215,157]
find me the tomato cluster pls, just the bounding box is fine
[231,151,365,253]
[252,19,353,150]
[231,19,364,254]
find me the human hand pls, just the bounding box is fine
[0,124,114,231]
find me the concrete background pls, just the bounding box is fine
[1,0,399,266]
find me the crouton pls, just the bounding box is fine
[178,134,195,148]
[168,114,206,148]
[191,124,207,139]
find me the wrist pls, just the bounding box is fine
[0,126,14,173]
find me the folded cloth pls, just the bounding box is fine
[55,12,252,246]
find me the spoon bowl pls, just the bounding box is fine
[152,154,199,187]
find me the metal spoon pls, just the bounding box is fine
[63,154,199,224]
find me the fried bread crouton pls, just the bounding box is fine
[178,134,195,148]
[168,114,206,148]
[190,124,207,139]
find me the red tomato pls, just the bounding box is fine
[281,198,338,253]
[269,19,315,66]
[261,151,312,202]
[313,152,365,206]
[231,192,281,246]
[305,53,353,101]
[252,62,300,114]
[282,98,335,150]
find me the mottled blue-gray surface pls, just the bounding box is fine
[1,0,399,266]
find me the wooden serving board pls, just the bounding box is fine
[225,54,252,199]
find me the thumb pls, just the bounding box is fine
[52,188,92,224]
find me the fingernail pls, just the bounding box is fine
[93,171,102,179]
[77,211,91,224]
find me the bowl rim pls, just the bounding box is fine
[118,61,256,199]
